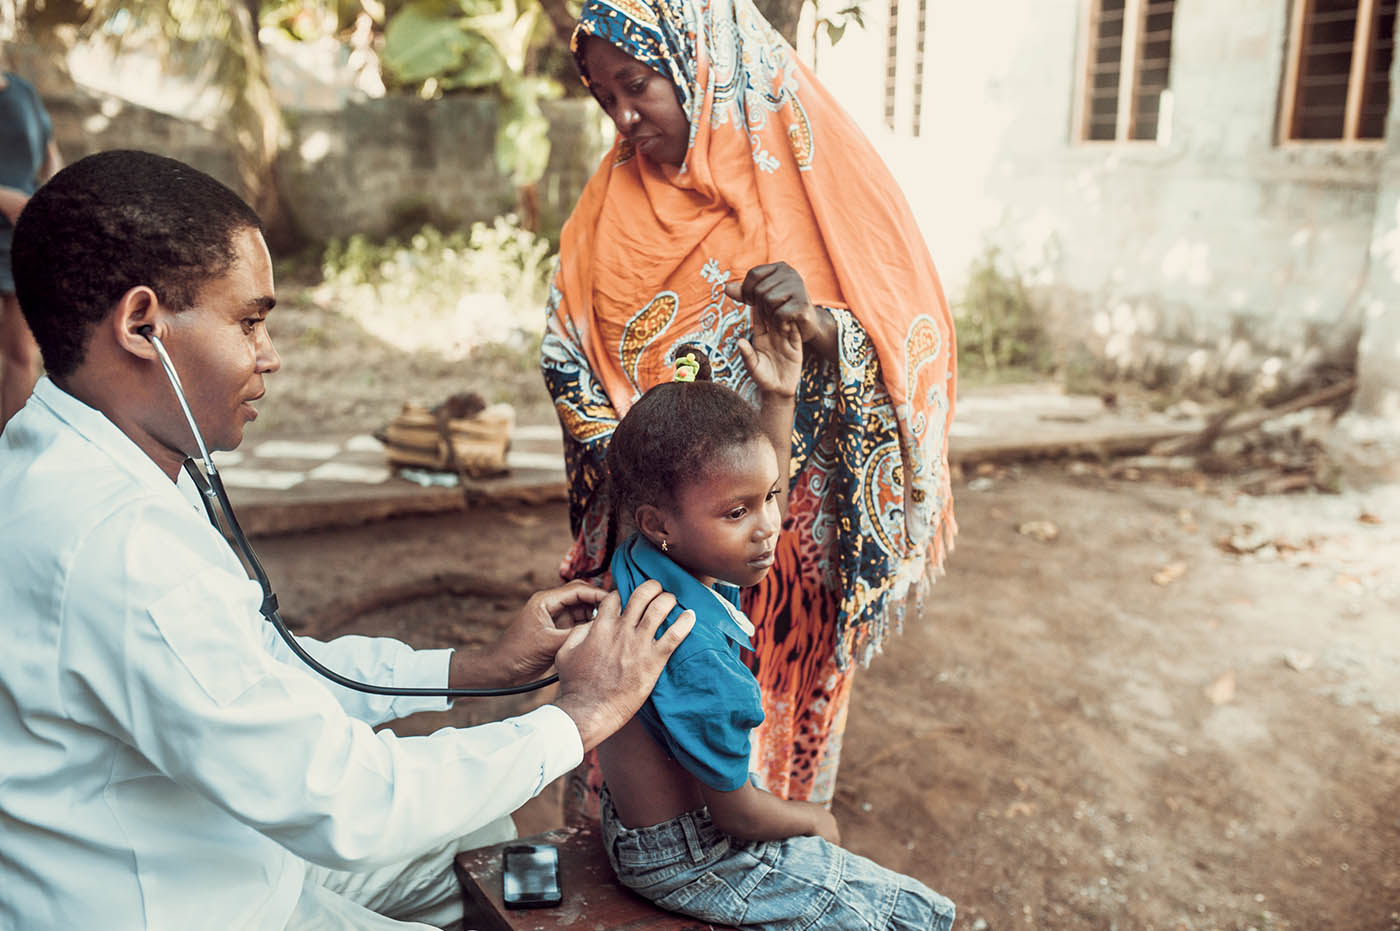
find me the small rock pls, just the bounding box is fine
[1205,670,1236,705]
[1152,561,1188,586]
[1017,520,1060,543]
[1283,649,1315,672]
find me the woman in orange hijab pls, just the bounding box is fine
[543,0,956,805]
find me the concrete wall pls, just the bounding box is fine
[277,96,609,244]
[1336,28,1400,474]
[816,0,1391,403]
[15,34,608,249]
[44,90,245,197]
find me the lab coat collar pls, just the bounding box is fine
[30,377,206,512]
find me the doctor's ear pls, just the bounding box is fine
[111,286,167,360]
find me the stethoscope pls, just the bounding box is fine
[140,325,558,697]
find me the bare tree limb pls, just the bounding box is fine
[1150,378,1358,457]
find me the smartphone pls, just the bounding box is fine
[501,843,562,909]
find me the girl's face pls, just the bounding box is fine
[654,438,782,587]
[580,36,691,166]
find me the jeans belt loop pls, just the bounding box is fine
[680,813,706,863]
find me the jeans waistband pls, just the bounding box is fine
[599,785,731,867]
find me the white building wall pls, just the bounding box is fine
[809,0,1393,402]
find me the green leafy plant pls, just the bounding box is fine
[808,0,864,68]
[818,3,864,45]
[953,244,1051,377]
[317,216,555,359]
[379,0,562,188]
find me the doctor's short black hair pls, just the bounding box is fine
[12,149,263,379]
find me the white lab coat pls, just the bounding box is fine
[0,379,582,930]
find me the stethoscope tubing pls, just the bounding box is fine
[144,327,559,698]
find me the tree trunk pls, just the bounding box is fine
[537,0,580,50]
[752,0,803,47]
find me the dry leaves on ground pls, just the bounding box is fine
[1152,561,1189,586]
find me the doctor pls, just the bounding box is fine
[0,150,694,931]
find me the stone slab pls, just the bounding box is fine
[227,385,1205,538]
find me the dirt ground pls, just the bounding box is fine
[249,462,1398,931]
[246,298,1399,930]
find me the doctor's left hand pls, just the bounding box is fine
[449,580,607,689]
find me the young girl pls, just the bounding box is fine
[595,327,956,930]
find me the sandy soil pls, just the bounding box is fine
[251,465,1399,931]
[246,294,1400,929]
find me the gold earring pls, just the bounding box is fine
[661,539,670,553]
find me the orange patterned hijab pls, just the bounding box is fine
[556,0,956,586]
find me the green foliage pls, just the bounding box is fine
[318,216,556,358]
[257,0,351,40]
[496,76,554,185]
[379,0,563,187]
[382,0,507,88]
[20,0,282,214]
[819,4,864,46]
[954,245,1051,377]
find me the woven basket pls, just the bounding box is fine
[380,402,514,478]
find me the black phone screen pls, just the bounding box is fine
[502,844,562,908]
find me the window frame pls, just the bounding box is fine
[1074,0,1176,144]
[1279,0,1393,146]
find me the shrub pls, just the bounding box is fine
[954,244,1052,377]
[316,216,555,360]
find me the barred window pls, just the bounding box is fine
[882,0,929,136]
[1080,0,1177,142]
[884,0,899,130]
[1281,0,1397,141]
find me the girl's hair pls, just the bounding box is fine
[591,351,764,572]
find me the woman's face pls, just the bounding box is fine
[580,36,690,166]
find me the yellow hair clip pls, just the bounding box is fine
[673,352,700,383]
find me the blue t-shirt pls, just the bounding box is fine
[0,72,53,290]
[610,534,765,792]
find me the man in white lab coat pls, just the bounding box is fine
[0,149,694,931]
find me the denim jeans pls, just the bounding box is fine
[599,788,955,930]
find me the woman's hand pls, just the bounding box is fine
[725,262,838,362]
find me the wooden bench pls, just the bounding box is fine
[453,820,736,931]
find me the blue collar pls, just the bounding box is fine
[610,533,754,650]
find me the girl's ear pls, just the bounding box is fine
[634,504,673,548]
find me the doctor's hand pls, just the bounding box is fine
[449,580,607,690]
[552,580,695,752]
